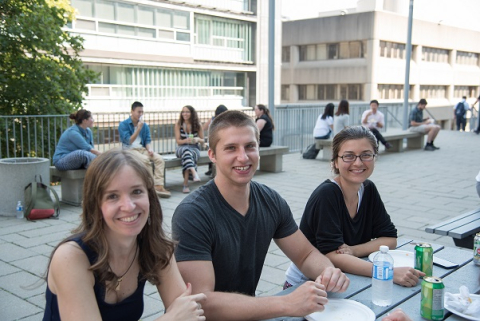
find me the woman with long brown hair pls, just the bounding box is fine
[174,105,205,193]
[43,150,206,320]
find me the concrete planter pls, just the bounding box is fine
[0,158,50,216]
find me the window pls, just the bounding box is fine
[316,44,327,60]
[380,41,407,59]
[328,44,338,59]
[138,6,154,26]
[378,84,411,99]
[281,85,290,100]
[86,64,244,98]
[282,47,290,63]
[156,9,172,28]
[176,32,190,42]
[96,0,114,20]
[347,84,362,100]
[195,16,252,61]
[117,3,135,24]
[422,47,449,63]
[454,86,478,98]
[299,41,364,61]
[456,51,479,65]
[419,85,447,99]
[72,0,94,17]
[75,19,96,31]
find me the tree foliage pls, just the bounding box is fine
[0,0,98,116]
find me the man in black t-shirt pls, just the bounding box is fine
[172,111,349,320]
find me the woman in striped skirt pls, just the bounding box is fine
[175,105,205,193]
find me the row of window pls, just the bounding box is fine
[71,0,253,58]
[422,47,449,63]
[86,64,245,98]
[294,84,363,101]
[72,0,190,29]
[282,84,479,101]
[281,41,366,62]
[379,41,407,59]
[283,40,479,66]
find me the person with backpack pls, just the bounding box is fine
[454,96,470,131]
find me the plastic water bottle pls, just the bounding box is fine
[372,245,394,306]
[16,201,24,219]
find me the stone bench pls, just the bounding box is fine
[314,129,425,161]
[163,145,289,185]
[50,166,86,206]
[51,146,289,206]
[425,207,480,249]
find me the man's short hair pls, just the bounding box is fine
[418,98,428,105]
[370,99,379,106]
[208,110,259,153]
[462,96,467,99]
[131,101,143,110]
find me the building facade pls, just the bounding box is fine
[67,0,281,113]
[281,2,480,110]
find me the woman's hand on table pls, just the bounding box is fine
[393,267,425,287]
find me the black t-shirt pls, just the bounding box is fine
[256,114,273,147]
[172,180,298,296]
[300,179,397,255]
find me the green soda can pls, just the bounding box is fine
[415,243,433,277]
[473,232,480,265]
[421,276,444,320]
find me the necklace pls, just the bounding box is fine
[109,245,138,292]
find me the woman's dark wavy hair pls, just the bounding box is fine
[177,105,201,134]
[255,104,275,130]
[321,103,335,120]
[331,125,378,175]
[45,150,174,290]
[70,109,92,125]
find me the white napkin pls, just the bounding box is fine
[445,285,480,317]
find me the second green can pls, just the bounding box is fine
[415,242,433,277]
[421,276,444,320]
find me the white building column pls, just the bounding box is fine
[256,0,281,106]
[366,38,380,101]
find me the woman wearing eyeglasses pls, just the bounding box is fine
[284,126,423,288]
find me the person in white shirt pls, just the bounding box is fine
[361,100,392,150]
[313,103,334,139]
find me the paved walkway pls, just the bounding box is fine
[1,130,479,320]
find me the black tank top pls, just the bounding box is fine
[43,236,146,321]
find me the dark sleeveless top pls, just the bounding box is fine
[43,236,146,321]
[256,114,273,147]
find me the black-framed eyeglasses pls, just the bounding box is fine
[338,153,376,163]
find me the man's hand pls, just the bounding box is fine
[393,267,424,287]
[315,267,349,292]
[147,149,154,157]
[283,281,328,317]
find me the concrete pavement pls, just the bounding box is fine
[1,129,479,320]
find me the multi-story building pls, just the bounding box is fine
[281,0,480,111]
[67,0,281,113]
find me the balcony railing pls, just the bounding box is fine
[1,102,422,163]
